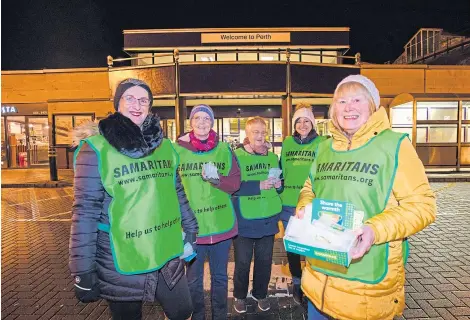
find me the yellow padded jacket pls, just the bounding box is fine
[297,107,436,320]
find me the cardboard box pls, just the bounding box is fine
[283,198,363,267]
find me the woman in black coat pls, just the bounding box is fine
[69,78,198,320]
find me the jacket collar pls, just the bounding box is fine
[329,107,391,151]
[98,112,163,158]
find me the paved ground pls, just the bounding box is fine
[1,182,470,319]
[1,169,73,187]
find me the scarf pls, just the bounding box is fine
[243,137,268,155]
[189,129,217,152]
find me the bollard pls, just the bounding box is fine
[48,146,58,181]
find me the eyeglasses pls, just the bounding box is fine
[192,115,211,123]
[251,130,267,136]
[121,95,151,106]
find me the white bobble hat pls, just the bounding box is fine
[335,75,381,109]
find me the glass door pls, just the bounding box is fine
[27,117,49,166]
[1,117,8,168]
[6,116,28,168]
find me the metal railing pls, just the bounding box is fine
[393,30,470,64]
[107,49,361,67]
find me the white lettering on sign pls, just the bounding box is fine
[201,32,291,44]
[1,106,18,114]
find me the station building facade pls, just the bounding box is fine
[1,27,470,171]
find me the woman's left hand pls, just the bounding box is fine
[273,179,282,189]
[351,225,375,259]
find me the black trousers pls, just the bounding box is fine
[233,235,275,300]
[108,271,192,320]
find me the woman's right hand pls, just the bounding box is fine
[260,179,274,190]
[296,207,306,219]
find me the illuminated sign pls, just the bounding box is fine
[201,32,291,44]
[1,106,18,114]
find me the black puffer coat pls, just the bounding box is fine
[69,113,198,302]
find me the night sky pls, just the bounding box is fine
[2,0,470,70]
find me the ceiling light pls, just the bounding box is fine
[260,56,274,61]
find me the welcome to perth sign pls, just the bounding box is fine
[201,32,291,44]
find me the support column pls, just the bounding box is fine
[49,116,58,181]
[175,97,187,137]
[174,49,186,137]
[282,94,292,139]
[282,49,293,139]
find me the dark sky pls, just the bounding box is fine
[2,0,470,70]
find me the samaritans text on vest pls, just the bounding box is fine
[178,161,226,178]
[317,161,378,187]
[114,159,173,178]
[125,217,181,239]
[285,150,315,162]
[245,163,272,177]
[317,161,379,174]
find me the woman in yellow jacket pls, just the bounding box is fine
[296,74,436,320]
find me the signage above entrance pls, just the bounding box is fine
[201,32,291,44]
[1,103,48,116]
[1,106,18,114]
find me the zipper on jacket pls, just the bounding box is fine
[320,275,328,311]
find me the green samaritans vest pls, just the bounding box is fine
[234,148,282,220]
[74,135,183,275]
[280,136,328,207]
[308,129,407,284]
[173,142,235,237]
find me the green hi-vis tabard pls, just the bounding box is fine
[280,136,328,207]
[308,129,408,284]
[235,148,282,220]
[173,142,235,237]
[74,135,183,275]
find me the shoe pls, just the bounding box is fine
[292,284,303,305]
[233,298,247,314]
[251,294,271,312]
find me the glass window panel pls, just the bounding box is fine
[417,127,428,143]
[55,115,73,145]
[301,51,321,63]
[167,119,176,141]
[417,34,422,57]
[423,31,428,56]
[322,51,338,64]
[274,119,283,142]
[465,125,470,142]
[280,53,300,62]
[425,124,457,143]
[390,105,412,125]
[259,53,279,61]
[411,43,416,60]
[216,53,237,61]
[463,101,470,120]
[237,53,258,61]
[179,54,195,62]
[137,53,153,65]
[417,101,458,120]
[155,54,174,64]
[196,54,215,62]
[74,115,93,127]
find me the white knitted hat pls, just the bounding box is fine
[292,106,316,128]
[335,75,380,109]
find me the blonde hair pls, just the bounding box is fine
[245,116,267,133]
[329,81,376,129]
